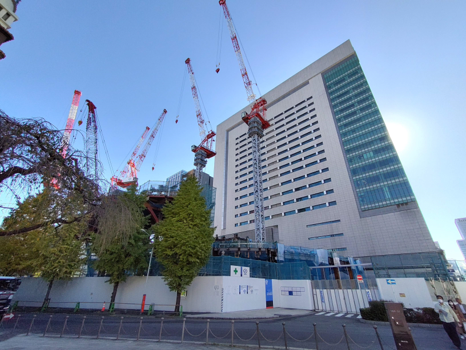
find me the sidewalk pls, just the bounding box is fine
[186,307,313,319]
[1,334,246,350]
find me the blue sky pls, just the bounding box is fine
[1,1,465,259]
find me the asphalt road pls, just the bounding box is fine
[0,312,462,350]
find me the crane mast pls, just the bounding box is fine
[219,0,269,242]
[61,90,82,158]
[85,99,98,184]
[185,58,216,181]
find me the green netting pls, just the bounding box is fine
[149,256,311,280]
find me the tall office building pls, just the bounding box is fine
[456,218,466,260]
[213,40,438,264]
[0,0,19,60]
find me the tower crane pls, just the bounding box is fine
[61,90,82,158]
[111,109,167,188]
[85,100,99,184]
[185,58,216,182]
[51,90,82,189]
[219,0,269,243]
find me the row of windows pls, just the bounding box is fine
[234,199,337,227]
[265,189,334,209]
[308,232,344,241]
[306,219,341,228]
[264,178,331,198]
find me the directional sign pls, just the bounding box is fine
[357,275,363,282]
[2,313,14,320]
[386,279,396,285]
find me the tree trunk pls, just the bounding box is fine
[44,279,54,305]
[110,281,119,305]
[174,291,181,313]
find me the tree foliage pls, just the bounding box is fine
[91,185,151,304]
[153,176,214,311]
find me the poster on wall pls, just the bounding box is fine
[241,267,250,278]
[239,285,248,294]
[230,265,241,276]
[265,279,273,308]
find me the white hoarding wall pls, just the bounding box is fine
[271,280,314,310]
[376,278,435,308]
[455,282,466,302]
[313,288,370,314]
[221,276,266,312]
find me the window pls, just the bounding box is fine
[289,137,299,144]
[283,199,294,205]
[291,158,302,165]
[2,13,11,21]
[272,213,282,219]
[249,201,254,205]
[277,143,287,149]
[292,166,304,172]
[269,175,279,180]
[239,221,248,226]
[284,210,296,216]
[306,219,341,228]
[309,181,321,188]
[239,212,248,216]
[311,192,324,198]
[298,207,310,213]
[278,149,287,155]
[328,201,337,206]
[282,189,293,195]
[240,203,248,208]
[306,161,318,168]
[296,195,308,202]
[284,107,294,113]
[312,203,327,210]
[301,139,313,146]
[319,157,327,163]
[326,189,334,194]
[294,175,305,182]
[279,163,290,169]
[240,194,248,199]
[308,171,319,177]
[295,185,307,191]
[271,203,281,209]
[276,130,286,136]
[239,179,247,184]
[280,170,291,176]
[270,184,279,189]
[288,131,299,137]
[308,233,344,241]
[277,136,286,142]
[240,186,247,191]
[281,180,292,186]
[270,193,280,199]
[303,145,315,152]
[290,151,300,157]
[239,173,247,178]
[300,125,311,132]
[321,167,329,173]
[279,156,289,162]
[324,178,331,183]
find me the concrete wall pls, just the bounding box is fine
[376,278,434,308]
[13,276,322,313]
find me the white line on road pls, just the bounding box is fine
[357,315,362,319]
[315,312,326,315]
[335,313,345,317]
[345,314,354,318]
[325,313,336,316]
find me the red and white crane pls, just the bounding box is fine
[185,58,216,181]
[219,0,269,242]
[61,90,82,158]
[111,109,167,188]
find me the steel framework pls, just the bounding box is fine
[85,100,98,183]
[61,90,82,158]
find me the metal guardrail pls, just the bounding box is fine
[0,313,389,349]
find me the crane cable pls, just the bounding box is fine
[216,5,224,71]
[95,111,114,177]
[175,65,187,124]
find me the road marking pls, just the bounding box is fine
[315,312,326,315]
[335,313,345,317]
[325,313,336,316]
[345,314,354,318]
[357,315,362,319]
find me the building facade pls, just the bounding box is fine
[456,218,466,260]
[0,0,19,60]
[213,40,437,262]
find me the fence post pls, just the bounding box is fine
[179,305,183,318]
[159,317,164,342]
[97,316,104,339]
[27,315,36,336]
[10,301,18,313]
[74,302,80,313]
[256,321,261,348]
[148,304,153,316]
[206,319,210,344]
[282,322,288,350]
[13,314,21,331]
[373,325,384,350]
[109,302,115,313]
[181,317,186,343]
[43,315,52,337]
[117,317,124,340]
[314,323,319,350]
[231,320,234,346]
[60,315,69,338]
[137,317,143,341]
[342,324,351,350]
[78,316,86,338]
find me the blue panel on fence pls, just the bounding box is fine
[320,290,325,303]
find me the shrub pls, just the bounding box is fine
[360,300,389,321]
[404,307,441,324]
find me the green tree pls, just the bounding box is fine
[0,191,87,303]
[91,185,151,306]
[153,176,214,312]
